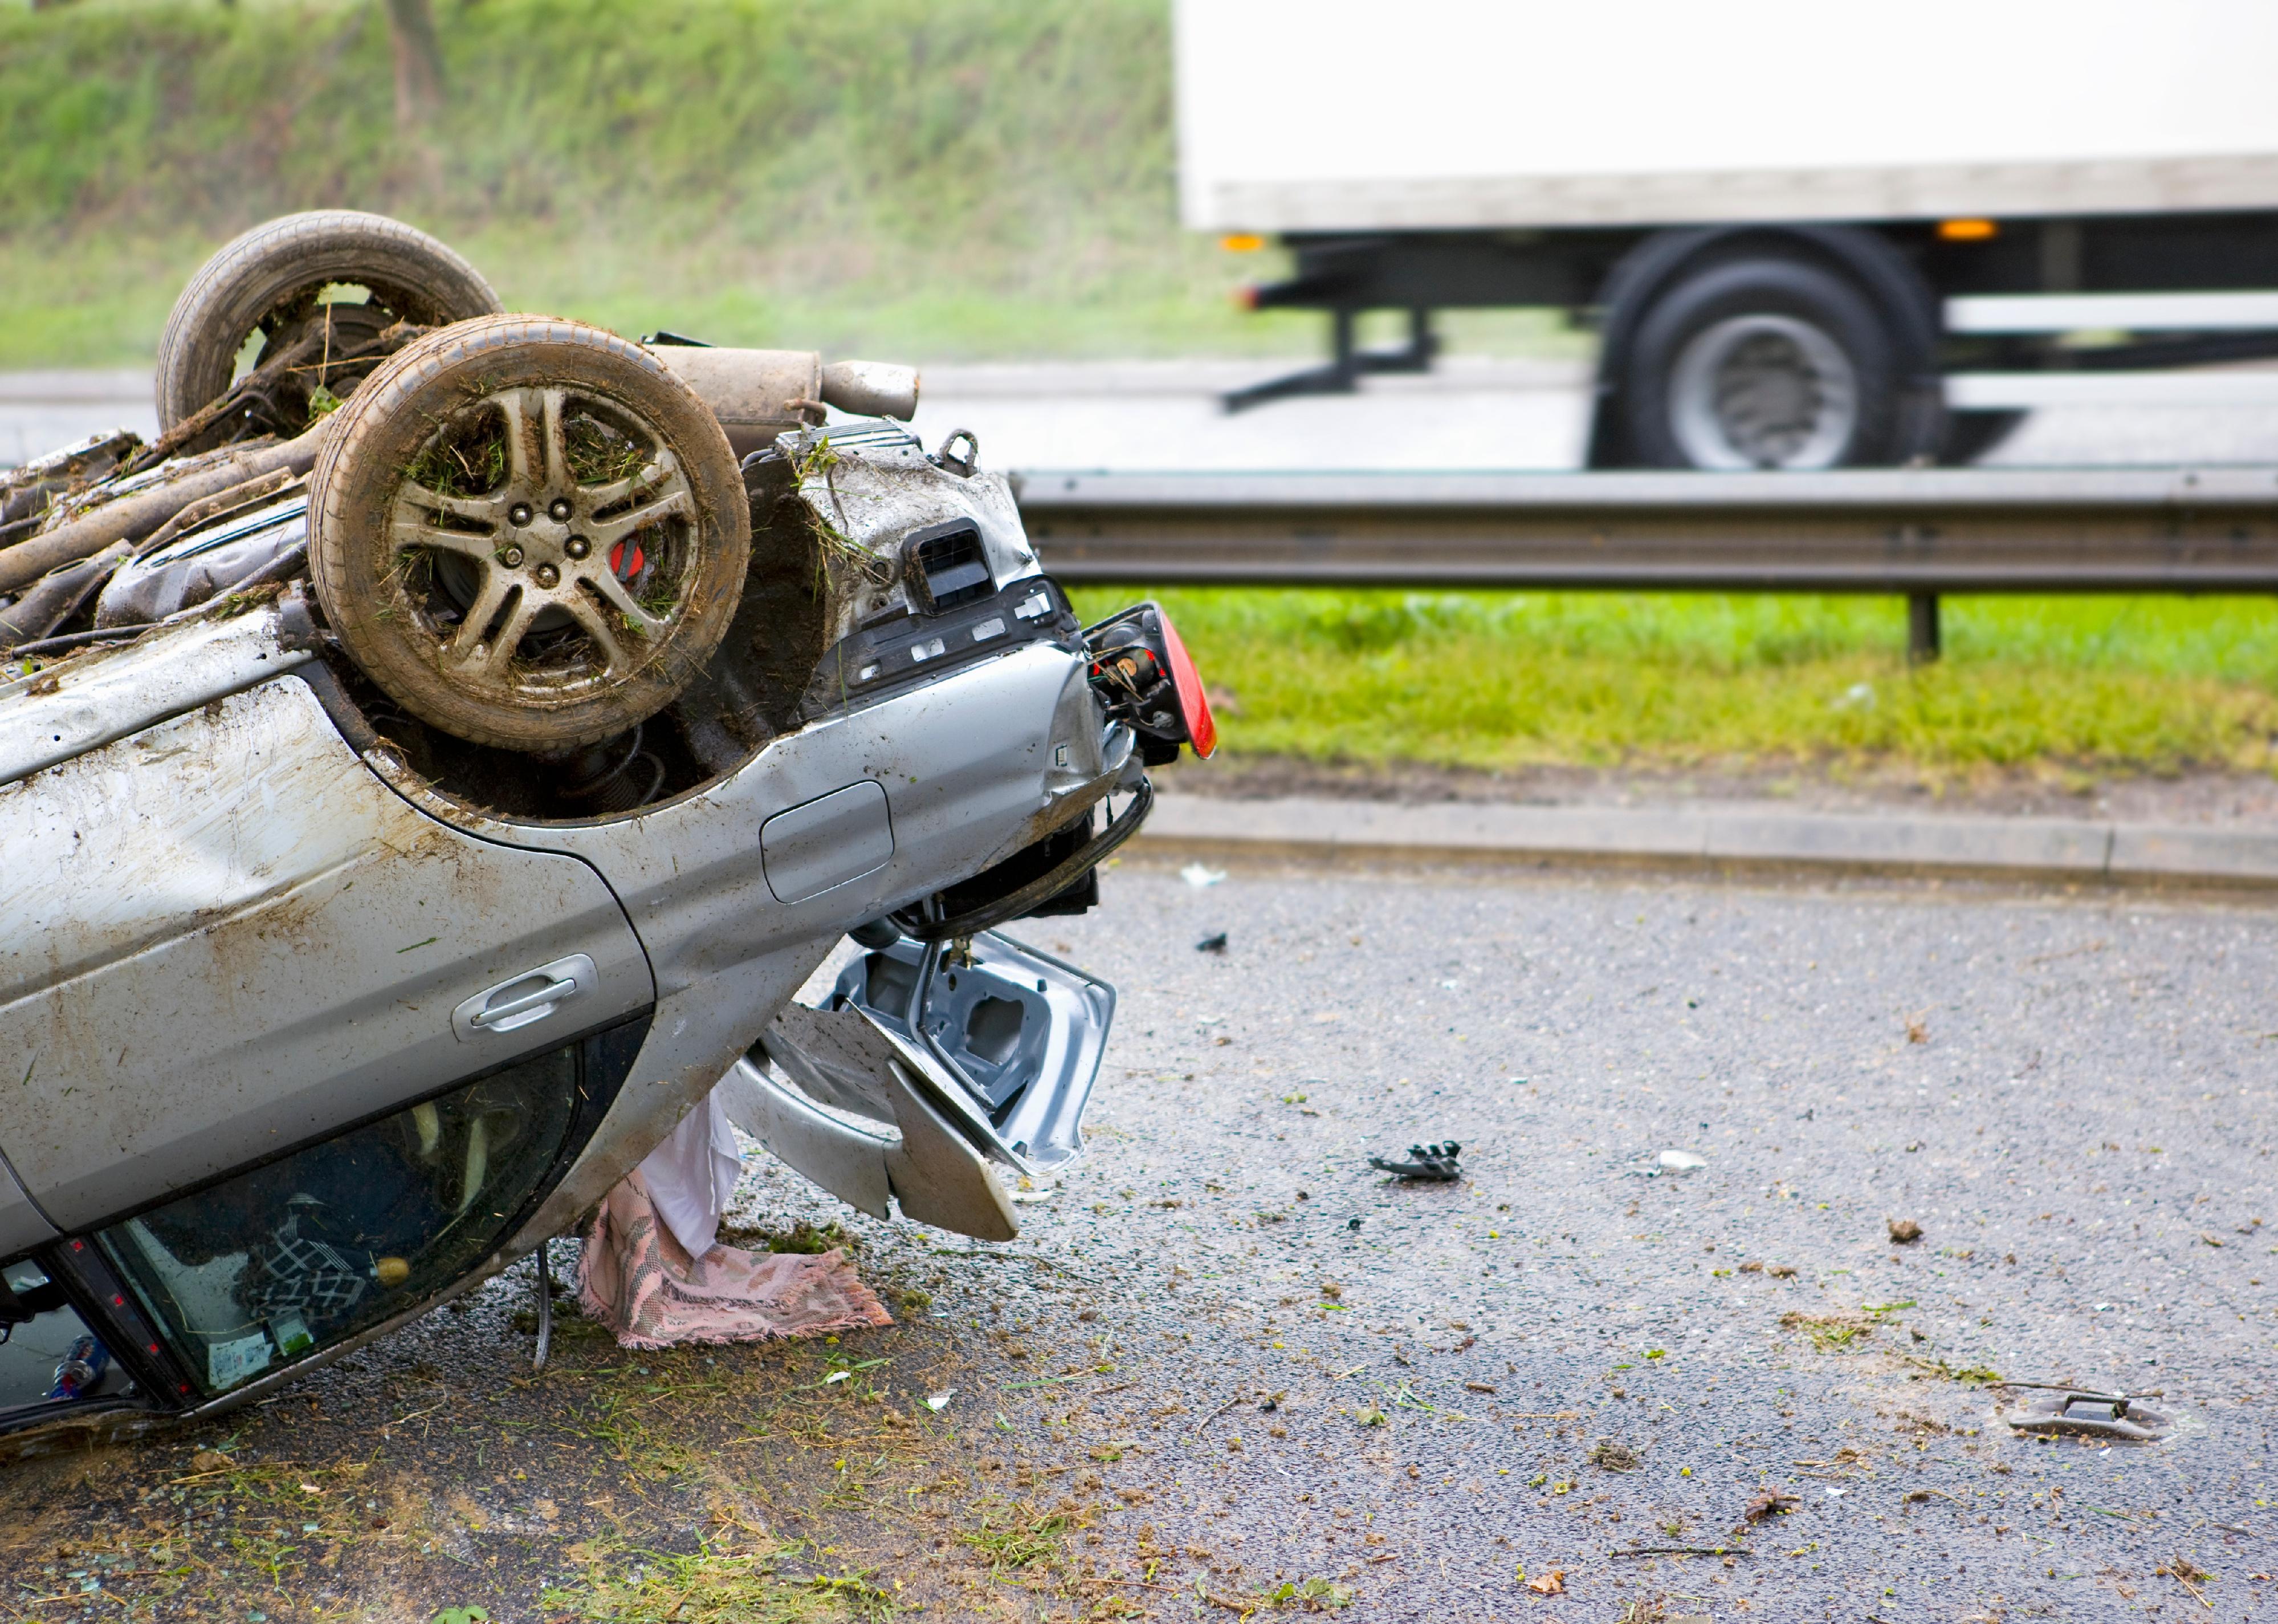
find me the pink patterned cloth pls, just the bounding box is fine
[574,1169,893,1350]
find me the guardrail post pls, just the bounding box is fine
[1908,593,1941,664]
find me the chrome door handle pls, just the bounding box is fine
[451,954,597,1042]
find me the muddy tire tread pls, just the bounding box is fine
[311,315,749,752]
[156,210,502,432]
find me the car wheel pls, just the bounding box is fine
[310,316,752,752]
[156,210,503,432]
[1622,256,1925,470]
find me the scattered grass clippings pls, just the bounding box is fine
[0,1276,1122,1622]
[1780,1311,1877,1353]
[718,1219,861,1256]
[1902,1353,2004,1385]
[543,1540,894,1624]
[956,1495,1078,1575]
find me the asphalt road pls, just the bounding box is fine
[7,856,2270,1621]
[8,360,2278,471]
[984,856,2278,1622]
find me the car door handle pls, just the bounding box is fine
[470,977,577,1028]
[451,954,598,1042]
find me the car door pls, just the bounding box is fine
[0,674,653,1233]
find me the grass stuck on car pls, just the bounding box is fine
[0,211,1214,1447]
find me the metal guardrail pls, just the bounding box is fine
[1012,466,2278,656]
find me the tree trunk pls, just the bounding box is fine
[384,0,445,128]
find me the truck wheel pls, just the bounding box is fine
[1942,409,2028,465]
[156,211,503,432]
[1621,256,1926,470]
[310,316,751,752]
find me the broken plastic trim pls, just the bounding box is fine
[832,932,1114,1175]
[2003,1388,2172,1443]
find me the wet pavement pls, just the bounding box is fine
[5,855,2275,1621]
[969,856,2278,1621]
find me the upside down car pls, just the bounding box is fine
[0,211,1213,1446]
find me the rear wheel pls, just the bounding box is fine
[1620,255,1934,470]
[156,210,502,432]
[310,316,751,752]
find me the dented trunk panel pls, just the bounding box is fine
[0,676,654,1231]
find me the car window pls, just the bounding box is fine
[93,1022,639,1398]
[0,1259,120,1414]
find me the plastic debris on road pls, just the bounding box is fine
[2002,1388,2172,1443]
[1367,1141,1462,1182]
[1180,863,1226,887]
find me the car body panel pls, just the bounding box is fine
[0,1159,53,1259]
[0,676,654,1232]
[359,640,1115,1269]
[366,640,1104,999]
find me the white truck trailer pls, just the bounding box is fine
[1176,0,2278,466]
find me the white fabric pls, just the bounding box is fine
[634,1088,744,1259]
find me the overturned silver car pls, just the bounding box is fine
[0,213,1214,1443]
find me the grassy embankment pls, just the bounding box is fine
[1074,589,2278,780]
[6,0,2274,778]
[0,0,1562,366]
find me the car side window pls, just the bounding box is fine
[93,1020,643,1398]
[0,1259,118,1413]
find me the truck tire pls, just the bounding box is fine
[310,316,751,752]
[1942,409,2028,466]
[156,211,503,432]
[1620,255,1932,470]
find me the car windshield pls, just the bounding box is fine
[96,1044,591,1398]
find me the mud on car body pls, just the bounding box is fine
[0,215,1213,1448]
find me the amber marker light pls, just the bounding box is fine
[1220,232,1266,252]
[1937,218,1998,241]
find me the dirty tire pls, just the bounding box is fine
[311,316,751,752]
[156,211,503,432]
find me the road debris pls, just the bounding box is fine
[1742,1489,1798,1523]
[1368,1142,1462,1182]
[577,1172,892,1349]
[2156,1556,2214,1609]
[1181,863,1228,887]
[1657,1149,1706,1174]
[923,1389,957,1413]
[1888,1217,1924,1244]
[2003,1388,2172,1443]
[1591,1439,1643,1472]
[1196,931,1229,953]
[1523,1566,1566,1595]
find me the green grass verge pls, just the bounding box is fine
[1070,588,2278,776]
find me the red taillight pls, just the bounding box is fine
[1153,606,1216,759]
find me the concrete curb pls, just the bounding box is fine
[1133,793,2278,888]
